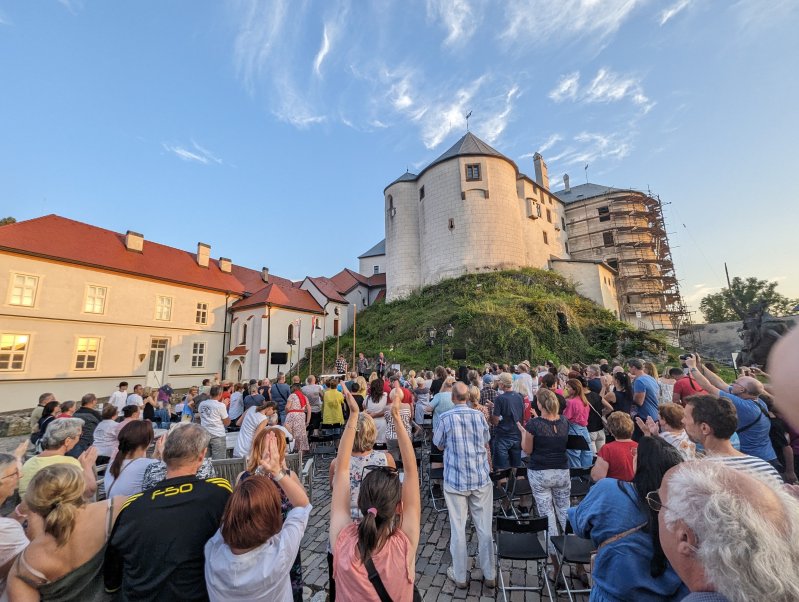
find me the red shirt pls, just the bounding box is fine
[598,440,638,481]
[672,375,705,404]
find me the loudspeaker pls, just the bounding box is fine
[452,348,467,360]
[270,352,288,365]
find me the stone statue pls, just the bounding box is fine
[739,301,788,368]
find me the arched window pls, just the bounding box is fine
[287,323,294,342]
[241,323,247,345]
[387,195,395,218]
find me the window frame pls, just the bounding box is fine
[419,186,425,201]
[542,231,549,245]
[8,273,39,307]
[83,284,108,315]
[598,206,611,222]
[603,231,615,247]
[195,302,208,325]
[465,163,481,181]
[546,208,552,223]
[191,341,207,368]
[74,336,100,371]
[0,333,29,372]
[155,295,173,321]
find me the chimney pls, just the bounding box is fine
[563,174,570,192]
[125,230,144,253]
[533,152,549,191]
[197,242,210,268]
[261,267,270,283]
[219,257,232,273]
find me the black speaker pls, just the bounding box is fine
[270,352,288,365]
[452,348,467,360]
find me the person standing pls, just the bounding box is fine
[356,353,369,379]
[271,373,291,424]
[491,373,524,470]
[335,355,348,375]
[126,384,144,409]
[198,386,231,460]
[109,382,128,416]
[629,359,661,438]
[434,382,495,589]
[284,383,311,454]
[302,375,325,435]
[243,384,265,413]
[671,366,705,405]
[376,352,387,379]
[562,379,593,468]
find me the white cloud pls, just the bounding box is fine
[162,141,223,165]
[479,85,520,144]
[570,131,632,164]
[502,0,641,45]
[538,134,562,153]
[233,0,290,94]
[417,75,487,149]
[548,72,580,102]
[659,0,692,25]
[732,0,799,33]
[313,25,331,76]
[426,0,479,47]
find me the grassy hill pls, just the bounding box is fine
[300,268,669,375]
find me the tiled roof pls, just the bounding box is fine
[551,183,634,204]
[227,345,247,356]
[230,283,324,313]
[358,239,386,259]
[367,273,386,286]
[0,214,294,293]
[386,171,418,187]
[306,277,348,304]
[329,268,385,294]
[374,289,386,303]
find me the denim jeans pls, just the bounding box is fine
[567,423,593,468]
[443,482,495,583]
[492,435,521,470]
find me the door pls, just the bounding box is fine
[147,338,169,387]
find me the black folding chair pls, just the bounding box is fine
[427,452,447,512]
[495,516,553,602]
[569,467,593,500]
[490,468,516,518]
[508,466,535,516]
[308,424,341,477]
[550,520,596,602]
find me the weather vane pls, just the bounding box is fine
[465,111,472,131]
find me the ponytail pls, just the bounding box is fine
[357,509,381,564]
[356,468,402,564]
[24,464,86,547]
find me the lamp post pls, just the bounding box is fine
[427,324,455,363]
[287,338,296,375]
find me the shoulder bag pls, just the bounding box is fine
[365,556,422,602]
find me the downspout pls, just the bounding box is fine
[221,292,230,379]
[266,304,272,379]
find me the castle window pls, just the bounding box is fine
[561,217,566,230]
[565,241,569,253]
[542,231,549,245]
[536,203,542,218]
[465,164,481,181]
[603,232,615,247]
[287,323,294,342]
[387,195,395,218]
[373,265,380,274]
[448,218,455,230]
[607,258,619,270]
[419,186,425,201]
[546,208,552,223]
[598,206,610,222]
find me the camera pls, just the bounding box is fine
[679,353,693,361]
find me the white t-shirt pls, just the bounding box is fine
[126,393,144,408]
[199,399,229,438]
[204,505,312,602]
[0,517,28,595]
[109,390,128,415]
[103,457,159,497]
[92,419,121,457]
[229,392,244,420]
[234,407,267,458]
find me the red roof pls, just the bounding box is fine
[306,276,348,303]
[367,272,386,287]
[231,283,323,313]
[374,289,386,302]
[227,345,247,356]
[330,268,385,294]
[0,215,295,293]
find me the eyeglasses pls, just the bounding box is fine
[360,464,400,479]
[645,490,668,513]
[1,469,20,481]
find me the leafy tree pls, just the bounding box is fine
[0,217,15,226]
[699,277,799,322]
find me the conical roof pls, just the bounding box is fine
[427,132,509,169]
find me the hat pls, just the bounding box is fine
[482,374,493,385]
[520,360,531,368]
[498,372,513,387]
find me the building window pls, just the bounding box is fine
[607,258,619,270]
[373,265,380,274]
[419,186,425,201]
[155,296,173,321]
[536,204,542,218]
[448,218,455,230]
[598,206,610,222]
[546,208,552,223]
[287,323,294,342]
[543,231,549,245]
[241,323,248,345]
[195,302,208,325]
[333,319,340,336]
[387,195,395,218]
[465,164,481,181]
[191,342,206,368]
[9,274,38,307]
[84,285,107,314]
[0,334,28,371]
[74,337,99,370]
[603,232,615,247]
[565,241,569,253]
[561,217,566,230]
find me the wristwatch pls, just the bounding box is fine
[272,469,288,483]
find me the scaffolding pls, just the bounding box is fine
[565,191,692,338]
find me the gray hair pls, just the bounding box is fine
[662,461,799,602]
[0,453,16,473]
[162,423,210,468]
[512,378,530,398]
[587,364,600,376]
[42,418,84,450]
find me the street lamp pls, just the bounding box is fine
[427,324,454,362]
[287,338,296,374]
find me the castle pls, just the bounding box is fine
[360,132,685,331]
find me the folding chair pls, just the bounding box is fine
[509,466,535,517]
[94,463,108,502]
[427,452,447,512]
[490,468,516,518]
[308,424,341,477]
[395,455,423,485]
[495,516,553,602]
[550,520,596,602]
[210,458,246,485]
[569,467,593,501]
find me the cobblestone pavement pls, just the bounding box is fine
[299,452,590,602]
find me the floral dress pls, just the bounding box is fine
[284,392,309,452]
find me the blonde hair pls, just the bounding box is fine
[643,361,659,379]
[353,414,377,452]
[415,377,426,389]
[407,370,416,380]
[606,412,634,439]
[368,372,378,383]
[512,378,531,398]
[24,464,86,547]
[536,389,560,415]
[468,385,481,407]
[355,376,368,396]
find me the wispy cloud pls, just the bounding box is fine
[502,0,641,45]
[549,68,654,112]
[313,25,331,76]
[426,0,480,46]
[162,140,223,165]
[480,85,520,143]
[417,76,487,149]
[659,0,692,25]
[233,0,290,94]
[521,134,563,159]
[731,0,799,34]
[0,10,10,25]
[549,72,580,102]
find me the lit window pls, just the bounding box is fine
[465,164,481,181]
[0,334,29,371]
[84,286,107,314]
[155,296,173,321]
[74,337,100,370]
[196,302,208,325]
[191,342,206,368]
[598,206,610,222]
[10,274,38,307]
[543,231,549,245]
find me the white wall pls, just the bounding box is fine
[385,180,421,301]
[550,260,620,317]
[359,255,385,276]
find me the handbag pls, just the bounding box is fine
[365,556,422,602]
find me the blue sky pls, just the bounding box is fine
[1,0,797,319]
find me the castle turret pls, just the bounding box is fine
[384,172,421,302]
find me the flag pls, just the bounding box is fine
[311,317,317,338]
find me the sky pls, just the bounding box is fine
[1,0,797,321]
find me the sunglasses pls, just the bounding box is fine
[360,464,400,479]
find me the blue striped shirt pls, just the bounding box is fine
[433,404,491,491]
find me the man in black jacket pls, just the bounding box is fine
[67,393,102,458]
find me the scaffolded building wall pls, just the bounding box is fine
[563,190,688,332]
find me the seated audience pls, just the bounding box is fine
[7,464,125,600]
[31,400,60,448]
[56,400,77,419]
[105,423,231,601]
[0,444,28,598]
[330,386,421,601]
[104,420,159,497]
[19,418,97,499]
[569,436,687,601]
[591,411,638,482]
[658,460,799,601]
[92,404,123,464]
[67,394,102,458]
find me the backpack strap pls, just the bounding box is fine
[364,556,393,602]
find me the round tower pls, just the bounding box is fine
[384,173,421,301]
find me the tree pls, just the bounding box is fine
[699,276,799,323]
[0,217,15,226]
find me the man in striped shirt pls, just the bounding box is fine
[433,382,495,590]
[683,394,781,481]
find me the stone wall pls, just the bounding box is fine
[680,316,797,363]
[0,412,32,437]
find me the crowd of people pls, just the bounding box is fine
[1,346,799,601]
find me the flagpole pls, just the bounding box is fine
[297,318,302,378]
[309,317,314,377]
[352,303,357,373]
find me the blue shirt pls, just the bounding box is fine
[719,389,776,461]
[433,405,490,492]
[569,479,688,602]
[429,391,454,432]
[633,373,660,421]
[492,391,524,441]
